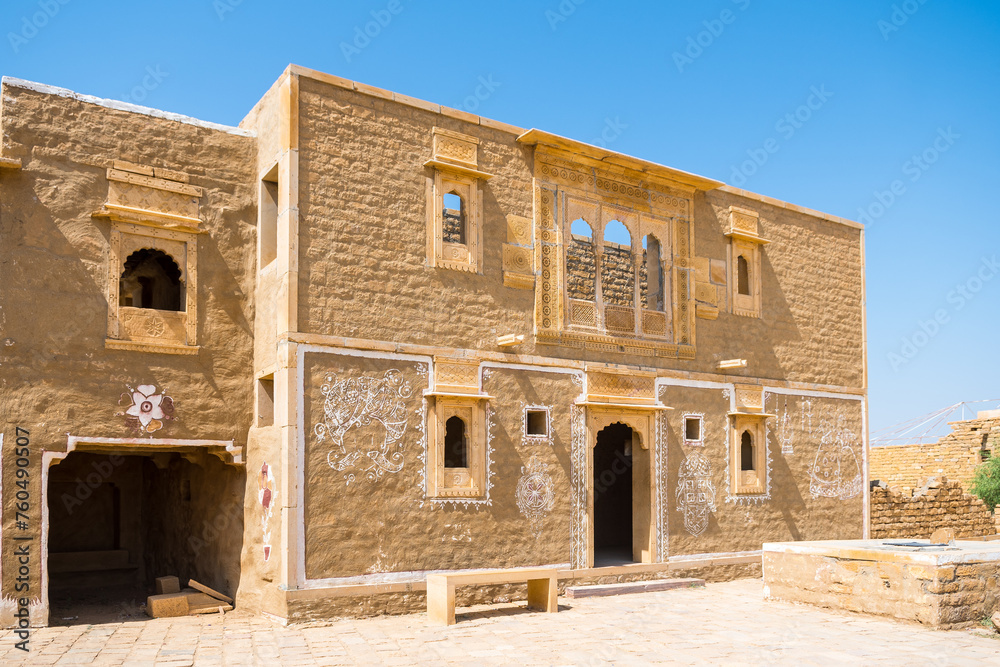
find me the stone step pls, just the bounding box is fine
[565,577,705,599]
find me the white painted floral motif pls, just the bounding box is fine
[809,412,862,500]
[120,384,173,434]
[676,450,717,536]
[516,454,555,538]
[258,462,275,562]
[314,369,414,483]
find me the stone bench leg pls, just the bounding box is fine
[427,577,456,626]
[526,576,558,613]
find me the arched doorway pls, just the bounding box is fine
[593,422,637,566]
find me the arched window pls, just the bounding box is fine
[737,255,750,296]
[567,218,597,302]
[641,234,664,311]
[740,430,755,471]
[444,416,468,468]
[442,191,465,244]
[120,249,183,311]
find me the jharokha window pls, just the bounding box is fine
[563,199,672,340]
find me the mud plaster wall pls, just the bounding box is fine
[0,83,256,610]
[302,350,577,580]
[660,385,864,557]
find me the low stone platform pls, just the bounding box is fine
[566,577,704,598]
[763,539,1000,628]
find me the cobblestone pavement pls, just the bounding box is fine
[2,579,998,666]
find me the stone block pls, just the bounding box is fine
[155,576,180,595]
[146,592,189,618]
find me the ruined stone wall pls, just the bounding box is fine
[565,237,649,307]
[870,417,1000,493]
[869,478,996,539]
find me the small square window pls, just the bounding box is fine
[527,410,547,436]
[682,414,704,446]
[523,406,551,443]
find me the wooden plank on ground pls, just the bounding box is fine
[188,579,234,604]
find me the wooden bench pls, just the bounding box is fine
[426,567,559,625]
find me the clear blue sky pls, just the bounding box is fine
[2,0,997,432]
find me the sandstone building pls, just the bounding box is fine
[0,65,868,625]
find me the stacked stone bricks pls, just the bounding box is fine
[870,416,1000,494]
[869,477,995,539]
[566,236,649,306]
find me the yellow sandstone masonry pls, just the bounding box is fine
[0,64,867,626]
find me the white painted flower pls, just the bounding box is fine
[126,384,165,432]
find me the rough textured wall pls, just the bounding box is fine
[869,478,996,539]
[662,384,865,557]
[295,77,534,349]
[870,417,1000,493]
[695,190,865,388]
[566,238,647,307]
[0,82,256,621]
[567,236,596,301]
[294,76,864,391]
[599,242,636,307]
[302,350,576,579]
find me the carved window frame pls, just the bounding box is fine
[730,414,767,496]
[726,206,767,319]
[428,397,487,499]
[424,127,491,274]
[107,223,199,355]
[561,194,675,340]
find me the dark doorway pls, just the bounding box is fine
[593,423,634,566]
[46,451,244,625]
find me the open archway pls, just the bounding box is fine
[593,422,637,566]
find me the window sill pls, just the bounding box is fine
[105,339,200,355]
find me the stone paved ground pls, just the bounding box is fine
[1,579,998,666]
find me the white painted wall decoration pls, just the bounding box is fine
[809,410,862,500]
[775,397,795,455]
[570,404,588,568]
[314,369,415,484]
[516,454,556,538]
[654,410,669,561]
[676,450,717,537]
